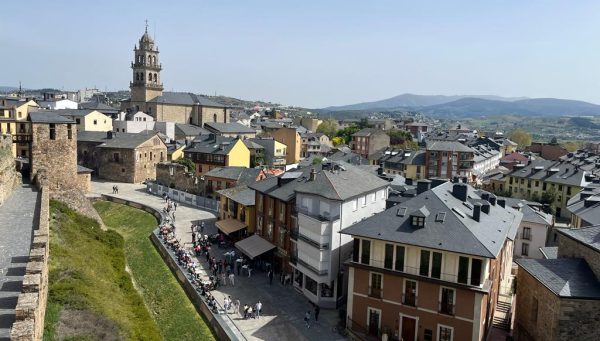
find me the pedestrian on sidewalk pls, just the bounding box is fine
[236,299,241,316]
[256,301,262,319]
[172,212,176,222]
[115,185,119,194]
[314,305,320,323]
[112,185,116,194]
[200,221,205,235]
[268,269,274,285]
[229,272,235,286]
[174,202,178,211]
[304,311,311,328]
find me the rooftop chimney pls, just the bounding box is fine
[481,203,491,214]
[309,168,317,181]
[453,176,459,183]
[473,203,481,222]
[481,193,490,201]
[405,178,413,186]
[489,195,497,206]
[107,131,113,139]
[452,183,468,202]
[417,179,431,195]
[497,199,506,208]
[580,192,593,201]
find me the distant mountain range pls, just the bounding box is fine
[320,94,600,117]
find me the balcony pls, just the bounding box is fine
[290,226,299,240]
[297,258,328,276]
[368,286,382,299]
[298,233,329,250]
[439,301,454,315]
[12,133,31,143]
[402,293,417,306]
[297,207,340,222]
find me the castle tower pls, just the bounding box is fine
[130,23,163,103]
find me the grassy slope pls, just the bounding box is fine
[44,200,161,340]
[93,201,215,341]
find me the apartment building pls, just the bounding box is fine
[352,128,390,159]
[292,163,389,308]
[501,197,553,259]
[341,181,522,341]
[425,140,475,179]
[249,138,287,169]
[566,181,600,228]
[375,148,426,181]
[183,134,250,175]
[271,127,302,164]
[216,185,257,236]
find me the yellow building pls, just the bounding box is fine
[0,97,39,157]
[271,127,301,165]
[216,185,257,236]
[184,135,250,175]
[54,109,113,132]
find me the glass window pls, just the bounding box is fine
[521,243,529,257]
[353,239,360,262]
[67,124,72,139]
[320,282,333,297]
[370,273,382,298]
[361,240,371,264]
[352,199,358,211]
[458,256,469,284]
[395,245,405,271]
[440,288,455,315]
[439,325,453,341]
[523,227,531,240]
[305,276,317,295]
[362,196,367,206]
[49,123,56,140]
[404,280,417,306]
[531,297,538,323]
[471,259,482,286]
[384,244,393,269]
[431,252,442,279]
[419,250,430,276]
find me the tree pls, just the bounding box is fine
[312,157,323,165]
[561,141,580,152]
[540,187,557,214]
[335,125,361,144]
[509,129,532,149]
[316,119,339,138]
[331,136,344,146]
[387,129,413,146]
[174,158,195,172]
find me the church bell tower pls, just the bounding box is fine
[130,22,163,103]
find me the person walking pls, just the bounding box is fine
[304,311,311,328]
[314,305,320,323]
[268,269,274,285]
[256,300,262,319]
[229,272,235,286]
[115,185,119,194]
[174,202,178,211]
[236,299,241,316]
[200,221,205,235]
[172,212,176,222]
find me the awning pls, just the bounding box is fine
[215,219,247,235]
[235,234,276,259]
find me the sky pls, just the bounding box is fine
[2,0,600,108]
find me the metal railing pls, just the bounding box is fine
[297,258,328,276]
[439,301,454,315]
[297,233,329,250]
[297,207,340,222]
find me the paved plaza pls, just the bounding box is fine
[0,183,38,339]
[91,180,347,341]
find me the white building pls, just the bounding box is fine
[113,111,175,140]
[38,98,78,110]
[501,197,554,259]
[292,162,389,307]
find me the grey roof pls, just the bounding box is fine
[185,135,239,155]
[44,109,102,118]
[507,159,590,187]
[216,185,255,206]
[352,128,386,137]
[557,225,600,253]
[516,258,600,298]
[79,101,119,112]
[566,183,600,225]
[243,139,264,150]
[377,149,426,168]
[204,167,262,186]
[426,140,474,153]
[147,92,225,107]
[28,111,75,124]
[294,162,389,201]
[250,165,323,202]
[205,122,256,134]
[500,197,553,226]
[78,131,161,149]
[175,123,210,137]
[539,246,558,259]
[77,165,94,173]
[341,181,523,258]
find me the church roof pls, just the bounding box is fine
[147,92,226,108]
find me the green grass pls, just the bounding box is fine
[44,200,161,340]
[93,201,215,341]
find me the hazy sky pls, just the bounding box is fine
[2,1,600,108]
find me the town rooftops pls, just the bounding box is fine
[516,258,600,299]
[508,159,589,187]
[250,165,323,202]
[540,246,558,259]
[352,127,386,137]
[46,109,105,118]
[341,181,522,258]
[500,197,553,226]
[566,183,600,225]
[294,161,390,201]
[425,140,474,153]
[204,167,264,186]
[77,131,162,149]
[175,123,210,137]
[78,101,119,113]
[147,92,225,107]
[204,122,256,134]
[557,224,600,253]
[216,185,256,206]
[185,135,238,155]
[28,111,75,124]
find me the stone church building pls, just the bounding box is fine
[120,26,228,125]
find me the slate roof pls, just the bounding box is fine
[205,122,256,134]
[377,149,426,168]
[501,197,553,226]
[49,109,106,118]
[294,162,390,201]
[77,131,160,149]
[28,111,75,124]
[557,225,600,253]
[243,139,264,150]
[217,185,256,206]
[516,258,600,298]
[78,101,119,112]
[539,246,558,259]
[341,181,523,258]
[147,92,225,107]
[507,159,589,187]
[185,135,238,155]
[426,140,474,153]
[175,123,209,137]
[77,165,94,173]
[250,165,323,202]
[566,183,600,225]
[204,167,262,186]
[352,128,386,137]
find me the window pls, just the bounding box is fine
[567,186,572,195]
[531,297,538,323]
[395,245,405,271]
[419,250,430,276]
[369,273,382,298]
[49,123,56,140]
[458,256,469,284]
[522,227,531,240]
[424,329,433,341]
[362,195,367,207]
[113,153,119,162]
[67,124,72,140]
[543,182,547,190]
[403,279,417,306]
[353,239,360,262]
[370,193,376,203]
[535,181,539,187]
[558,185,563,191]
[352,198,358,211]
[438,325,453,341]
[75,118,81,124]
[320,282,333,297]
[440,287,455,315]
[279,203,285,222]
[431,252,442,279]
[411,216,425,227]
[521,243,529,257]
[305,276,317,295]
[93,119,97,125]
[361,240,371,264]
[470,258,482,286]
[384,244,393,269]
[278,228,286,247]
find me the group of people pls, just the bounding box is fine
[303,305,321,328]
[243,300,263,319]
[163,193,177,221]
[111,185,119,194]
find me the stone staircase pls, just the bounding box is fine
[492,295,512,331]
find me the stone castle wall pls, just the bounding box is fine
[0,134,22,205]
[156,162,201,194]
[558,234,600,279]
[10,188,50,341]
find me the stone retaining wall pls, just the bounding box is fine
[10,188,50,340]
[0,134,22,206]
[98,194,246,341]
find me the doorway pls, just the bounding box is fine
[400,315,417,341]
[368,308,380,336]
